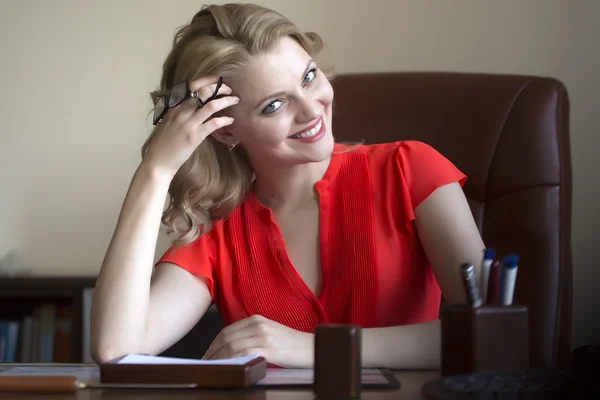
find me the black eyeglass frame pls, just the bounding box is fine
[152,77,225,125]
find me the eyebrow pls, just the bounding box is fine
[254,60,315,109]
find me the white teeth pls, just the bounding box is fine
[291,120,322,139]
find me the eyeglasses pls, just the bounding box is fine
[153,77,225,125]
[153,81,195,125]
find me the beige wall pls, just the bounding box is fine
[1,1,598,349]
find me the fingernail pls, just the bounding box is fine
[232,96,240,103]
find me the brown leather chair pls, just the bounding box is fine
[330,72,573,369]
[162,72,573,370]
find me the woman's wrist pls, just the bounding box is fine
[136,161,174,189]
[303,332,316,368]
[361,321,441,370]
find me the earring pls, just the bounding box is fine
[228,143,236,152]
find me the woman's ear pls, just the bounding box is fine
[211,126,238,147]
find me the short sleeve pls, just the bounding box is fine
[156,233,216,297]
[394,140,467,231]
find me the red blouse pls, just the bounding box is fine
[158,141,466,331]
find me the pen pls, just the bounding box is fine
[499,254,519,306]
[0,376,78,394]
[480,248,495,305]
[0,376,197,394]
[461,263,482,307]
[486,259,502,305]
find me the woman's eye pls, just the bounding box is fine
[262,100,283,114]
[260,69,316,114]
[303,68,317,85]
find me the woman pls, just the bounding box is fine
[90,3,485,369]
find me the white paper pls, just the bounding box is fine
[115,353,259,365]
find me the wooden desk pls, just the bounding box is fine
[0,364,440,400]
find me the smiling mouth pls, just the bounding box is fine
[289,118,323,139]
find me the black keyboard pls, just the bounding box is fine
[421,368,577,399]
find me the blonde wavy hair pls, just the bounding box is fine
[142,3,331,248]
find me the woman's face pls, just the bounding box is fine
[224,37,335,167]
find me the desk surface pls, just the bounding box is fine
[0,364,440,400]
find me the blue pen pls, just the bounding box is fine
[499,254,519,306]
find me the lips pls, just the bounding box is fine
[289,116,323,139]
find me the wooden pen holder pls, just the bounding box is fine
[314,324,362,399]
[441,304,529,376]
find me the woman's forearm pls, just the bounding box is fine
[90,164,171,363]
[362,320,440,370]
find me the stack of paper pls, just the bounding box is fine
[114,353,260,365]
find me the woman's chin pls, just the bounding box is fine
[315,131,336,159]
[289,130,335,162]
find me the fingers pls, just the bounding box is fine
[162,94,237,128]
[230,349,265,360]
[160,96,237,142]
[190,95,239,125]
[203,324,256,359]
[220,315,268,335]
[157,74,232,119]
[203,315,268,360]
[207,337,268,360]
[190,75,233,104]
[159,95,199,125]
[218,315,266,338]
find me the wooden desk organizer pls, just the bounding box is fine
[314,324,362,398]
[99,356,267,389]
[441,304,529,376]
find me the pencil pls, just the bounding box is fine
[0,376,198,394]
[0,376,78,394]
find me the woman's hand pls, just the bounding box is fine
[202,315,315,368]
[141,75,239,181]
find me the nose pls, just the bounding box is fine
[295,92,321,123]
